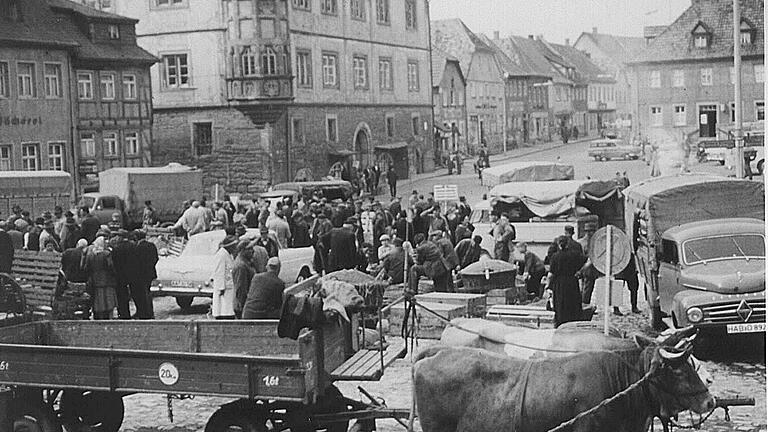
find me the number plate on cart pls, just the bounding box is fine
[726,322,766,334]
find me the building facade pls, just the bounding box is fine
[432,50,467,157]
[630,0,764,143]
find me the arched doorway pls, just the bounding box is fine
[353,124,371,168]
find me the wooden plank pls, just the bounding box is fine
[330,340,406,381]
[415,293,486,317]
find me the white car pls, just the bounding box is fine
[151,229,314,310]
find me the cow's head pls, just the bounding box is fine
[635,327,715,420]
[317,279,365,311]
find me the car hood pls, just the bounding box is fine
[680,259,765,294]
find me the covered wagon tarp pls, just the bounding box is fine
[482,161,575,187]
[575,180,625,230]
[0,171,73,219]
[489,180,588,218]
[623,174,765,246]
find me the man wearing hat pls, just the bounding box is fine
[321,218,358,273]
[243,257,285,319]
[24,217,44,251]
[110,229,138,319]
[211,234,238,319]
[232,241,256,319]
[379,238,412,285]
[407,232,451,295]
[253,226,280,258]
[7,220,25,250]
[79,206,101,244]
[133,230,159,319]
[377,234,393,261]
[38,219,61,252]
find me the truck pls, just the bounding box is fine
[623,174,765,333]
[76,164,203,228]
[0,171,72,218]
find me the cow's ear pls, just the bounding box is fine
[634,334,655,349]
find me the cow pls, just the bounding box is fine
[413,328,715,432]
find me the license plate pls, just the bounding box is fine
[726,322,766,334]
[170,280,193,288]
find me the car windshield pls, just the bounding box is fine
[182,233,224,257]
[682,234,765,264]
[78,197,95,208]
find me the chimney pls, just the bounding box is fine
[592,27,598,34]
[536,34,543,41]
[493,31,500,40]
[565,38,570,45]
[528,34,534,39]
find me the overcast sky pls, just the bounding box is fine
[429,0,691,44]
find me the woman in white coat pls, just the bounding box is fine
[211,234,238,319]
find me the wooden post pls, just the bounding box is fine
[604,225,612,336]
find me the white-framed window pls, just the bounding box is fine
[108,24,120,39]
[321,53,338,87]
[103,132,119,157]
[650,106,663,126]
[0,145,10,170]
[700,68,713,86]
[378,57,392,90]
[649,70,661,88]
[242,47,258,77]
[740,24,752,45]
[261,47,277,75]
[320,0,336,14]
[376,0,389,24]
[350,0,365,20]
[47,142,64,171]
[155,0,185,6]
[0,62,8,98]
[754,64,764,83]
[411,113,420,135]
[694,34,708,48]
[162,54,190,88]
[673,105,686,126]
[326,115,338,142]
[385,114,395,137]
[123,74,137,99]
[77,72,93,99]
[17,62,35,98]
[100,73,116,99]
[80,133,96,158]
[353,55,367,89]
[21,143,39,171]
[292,0,310,10]
[296,50,312,87]
[125,132,139,155]
[43,63,61,98]
[756,101,765,121]
[407,60,419,91]
[404,0,417,29]
[671,69,684,88]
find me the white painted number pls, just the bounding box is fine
[262,375,280,387]
[158,362,179,385]
[0,361,9,371]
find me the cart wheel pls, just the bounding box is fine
[13,402,62,432]
[59,390,123,432]
[175,296,194,309]
[204,406,266,432]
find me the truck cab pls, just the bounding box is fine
[77,193,125,226]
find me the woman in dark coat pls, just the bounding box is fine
[83,236,118,320]
[546,235,586,327]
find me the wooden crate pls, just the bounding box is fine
[485,304,556,329]
[387,302,466,339]
[415,293,486,317]
[486,288,518,306]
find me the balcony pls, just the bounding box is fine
[226,75,293,102]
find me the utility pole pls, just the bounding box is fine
[733,0,745,177]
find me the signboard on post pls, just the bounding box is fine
[433,184,459,202]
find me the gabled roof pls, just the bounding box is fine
[632,0,764,64]
[0,0,79,48]
[507,36,571,84]
[475,34,530,77]
[48,0,137,23]
[431,48,464,87]
[431,19,495,77]
[575,32,646,65]
[491,37,550,79]
[551,43,615,83]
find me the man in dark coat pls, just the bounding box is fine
[79,207,101,244]
[253,226,280,258]
[133,230,159,319]
[321,219,358,273]
[380,238,412,284]
[387,166,398,198]
[310,209,333,273]
[243,257,285,319]
[61,239,89,284]
[232,241,256,319]
[408,233,451,294]
[455,235,485,269]
[109,230,139,319]
[0,223,14,273]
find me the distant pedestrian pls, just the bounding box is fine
[650,145,661,177]
[232,241,256,319]
[387,166,398,198]
[142,200,158,228]
[546,235,586,327]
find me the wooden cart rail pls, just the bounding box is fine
[10,250,61,317]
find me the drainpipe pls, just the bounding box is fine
[426,0,434,174]
[67,60,80,200]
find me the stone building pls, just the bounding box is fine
[629,0,764,143]
[432,48,467,158]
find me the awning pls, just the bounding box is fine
[328,148,356,156]
[375,142,408,151]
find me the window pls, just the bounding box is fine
[350,0,365,20]
[122,74,137,99]
[694,34,708,48]
[407,60,419,91]
[292,0,310,10]
[100,73,115,99]
[17,62,35,97]
[322,53,338,87]
[163,54,189,88]
[353,56,367,89]
[320,0,336,14]
[108,24,120,39]
[376,0,389,24]
[754,64,764,83]
[80,133,96,157]
[262,47,277,75]
[0,146,10,170]
[404,0,417,29]
[103,132,118,157]
[671,69,684,88]
[43,63,61,98]
[700,68,713,86]
[649,70,660,88]
[740,22,753,45]
[385,115,395,137]
[21,143,39,171]
[650,106,663,126]
[240,48,257,77]
[673,105,686,126]
[295,50,312,87]
[378,58,392,90]
[326,115,337,142]
[77,72,93,99]
[411,114,420,135]
[0,62,8,97]
[125,132,139,155]
[291,118,304,144]
[756,101,765,121]
[155,0,185,6]
[48,142,64,171]
[193,122,213,156]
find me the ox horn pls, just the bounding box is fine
[659,347,688,361]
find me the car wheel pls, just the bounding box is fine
[601,156,608,162]
[175,296,194,309]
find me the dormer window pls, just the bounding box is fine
[740,20,755,45]
[691,22,710,48]
[108,24,120,39]
[694,34,708,48]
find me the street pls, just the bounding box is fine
[123,139,765,432]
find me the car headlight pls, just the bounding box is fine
[686,307,703,323]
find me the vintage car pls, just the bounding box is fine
[257,189,301,211]
[588,138,641,161]
[151,229,314,310]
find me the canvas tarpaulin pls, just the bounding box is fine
[576,180,625,230]
[481,161,574,187]
[490,180,588,218]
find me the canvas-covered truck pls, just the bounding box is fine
[0,171,73,218]
[624,174,765,333]
[77,164,203,228]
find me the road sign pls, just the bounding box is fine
[589,225,631,276]
[433,184,459,201]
